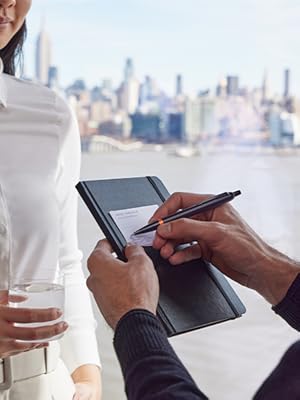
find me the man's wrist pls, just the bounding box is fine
[256,249,300,305]
[272,273,300,330]
[106,305,156,331]
[114,309,172,375]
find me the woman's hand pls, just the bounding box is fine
[73,382,99,400]
[72,364,102,400]
[152,192,300,305]
[0,291,68,358]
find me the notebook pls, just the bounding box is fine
[76,176,246,337]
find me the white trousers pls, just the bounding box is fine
[0,344,75,400]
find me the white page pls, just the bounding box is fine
[110,205,159,246]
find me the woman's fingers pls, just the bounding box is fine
[0,341,49,358]
[8,294,28,303]
[6,340,47,353]
[9,340,48,351]
[4,321,68,341]
[0,307,62,323]
[0,306,62,356]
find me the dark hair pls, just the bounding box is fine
[0,22,27,76]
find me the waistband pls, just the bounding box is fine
[0,341,60,390]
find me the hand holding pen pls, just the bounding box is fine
[134,190,241,235]
[149,190,298,306]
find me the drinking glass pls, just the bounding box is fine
[9,271,65,343]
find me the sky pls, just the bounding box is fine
[25,0,300,96]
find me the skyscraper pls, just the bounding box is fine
[262,70,270,103]
[184,98,201,142]
[216,78,227,97]
[118,58,140,114]
[139,76,152,105]
[284,69,290,98]
[176,74,183,96]
[119,79,140,114]
[48,66,59,89]
[268,105,282,146]
[36,23,51,84]
[124,58,134,82]
[226,76,239,96]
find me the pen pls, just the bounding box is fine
[134,190,241,236]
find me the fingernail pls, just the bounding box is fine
[55,308,63,316]
[62,322,68,329]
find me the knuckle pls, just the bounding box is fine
[86,277,93,291]
[212,222,226,233]
[49,309,58,321]
[87,254,96,272]
[134,254,147,264]
[171,192,182,203]
[54,324,62,335]
[222,203,232,215]
[176,218,187,230]
[132,254,145,265]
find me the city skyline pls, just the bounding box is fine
[33,15,299,148]
[24,0,300,96]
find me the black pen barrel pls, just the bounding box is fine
[134,190,241,235]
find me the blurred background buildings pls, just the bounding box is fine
[29,24,300,150]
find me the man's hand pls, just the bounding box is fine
[151,192,300,305]
[87,240,159,330]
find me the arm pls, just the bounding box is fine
[55,96,101,398]
[114,310,208,400]
[87,241,208,400]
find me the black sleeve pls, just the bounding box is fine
[253,341,300,400]
[113,309,208,400]
[272,273,300,331]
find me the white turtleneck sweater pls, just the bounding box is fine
[0,58,100,374]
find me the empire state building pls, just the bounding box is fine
[35,24,51,84]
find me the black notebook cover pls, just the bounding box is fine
[76,176,246,337]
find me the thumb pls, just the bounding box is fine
[157,219,222,244]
